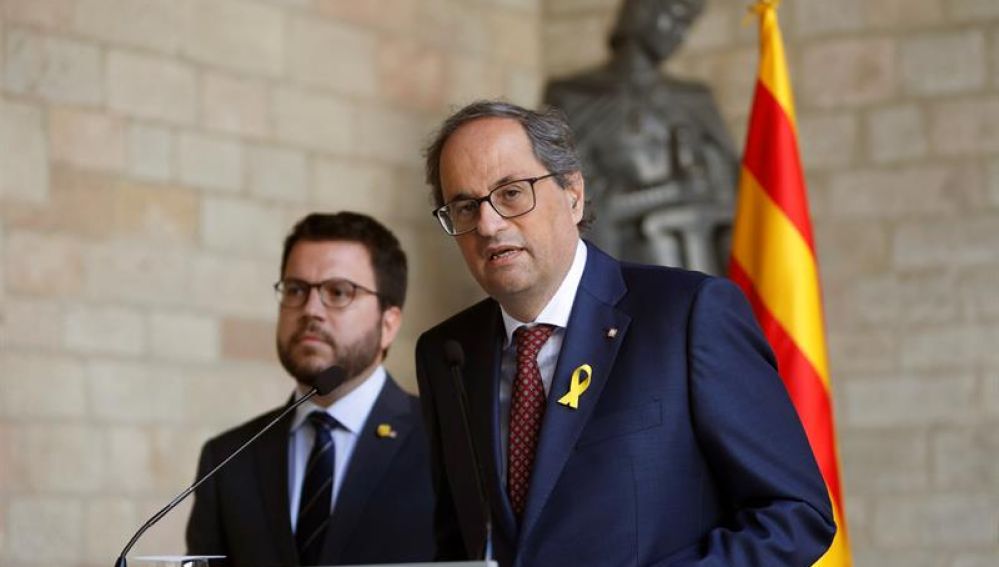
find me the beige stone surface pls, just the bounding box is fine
[9,424,106,493]
[73,0,182,53]
[2,167,116,238]
[189,252,276,319]
[894,217,999,269]
[113,180,200,244]
[932,425,999,490]
[900,31,987,95]
[961,265,999,321]
[177,131,244,193]
[950,0,999,20]
[6,498,83,562]
[272,86,356,155]
[840,429,929,493]
[445,52,505,105]
[220,316,276,363]
[844,373,977,427]
[800,38,896,108]
[287,15,378,97]
[866,104,928,163]
[826,165,984,220]
[200,196,286,258]
[378,37,445,110]
[797,112,858,169]
[149,311,219,362]
[201,72,270,139]
[1,353,86,418]
[2,0,77,31]
[84,498,136,565]
[107,50,197,124]
[6,231,84,296]
[314,0,420,32]
[0,99,49,203]
[49,106,126,171]
[793,0,865,37]
[0,299,64,351]
[874,494,999,547]
[355,103,430,165]
[127,122,174,182]
[83,240,191,306]
[181,0,284,77]
[64,303,146,356]
[3,28,103,105]
[246,144,309,203]
[87,359,186,423]
[864,0,944,29]
[312,157,397,217]
[929,97,999,155]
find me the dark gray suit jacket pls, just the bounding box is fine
[186,376,435,566]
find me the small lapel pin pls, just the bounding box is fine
[557,364,593,410]
[606,327,618,339]
[376,423,397,439]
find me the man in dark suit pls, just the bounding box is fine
[187,212,435,566]
[416,101,836,566]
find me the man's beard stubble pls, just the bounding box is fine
[277,319,382,385]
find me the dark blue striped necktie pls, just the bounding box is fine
[296,411,339,565]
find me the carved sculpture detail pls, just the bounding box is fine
[544,0,738,274]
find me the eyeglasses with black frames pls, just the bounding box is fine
[432,173,559,236]
[273,278,381,309]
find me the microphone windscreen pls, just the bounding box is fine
[443,340,465,368]
[312,365,346,395]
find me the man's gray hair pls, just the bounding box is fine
[423,100,583,209]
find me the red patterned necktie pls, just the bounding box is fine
[507,324,555,519]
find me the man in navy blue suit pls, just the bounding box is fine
[187,212,434,566]
[416,101,836,566]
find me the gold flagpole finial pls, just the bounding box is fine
[744,0,780,26]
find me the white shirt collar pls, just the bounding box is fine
[290,365,387,434]
[500,239,587,346]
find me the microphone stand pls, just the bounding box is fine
[444,341,493,562]
[114,366,343,567]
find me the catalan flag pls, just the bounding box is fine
[729,2,851,565]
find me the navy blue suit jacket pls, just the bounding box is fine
[416,242,835,566]
[186,377,435,566]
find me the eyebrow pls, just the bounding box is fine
[446,174,524,202]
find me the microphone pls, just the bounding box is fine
[442,340,492,561]
[113,365,347,567]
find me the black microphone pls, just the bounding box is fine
[113,365,347,567]
[443,340,493,561]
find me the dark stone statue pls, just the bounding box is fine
[544,0,737,274]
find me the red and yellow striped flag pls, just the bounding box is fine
[729,2,851,565]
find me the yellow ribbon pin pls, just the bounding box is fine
[376,423,397,439]
[557,364,592,409]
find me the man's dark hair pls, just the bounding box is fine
[280,212,407,311]
[423,100,591,228]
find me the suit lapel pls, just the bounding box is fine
[254,406,299,565]
[518,243,631,545]
[317,377,412,563]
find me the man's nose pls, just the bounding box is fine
[301,286,327,316]
[475,201,507,237]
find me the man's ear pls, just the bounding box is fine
[565,171,585,223]
[379,306,402,352]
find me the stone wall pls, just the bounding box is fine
[0,0,541,564]
[543,0,999,565]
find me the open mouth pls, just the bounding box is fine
[487,246,523,262]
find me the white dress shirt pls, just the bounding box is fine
[287,365,386,532]
[498,239,587,481]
